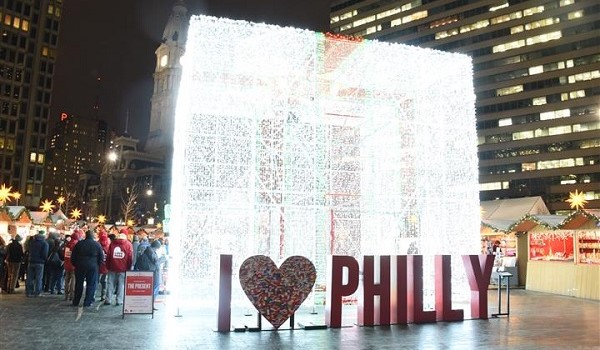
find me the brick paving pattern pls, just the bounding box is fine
[1,287,599,349]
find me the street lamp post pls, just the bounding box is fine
[106,151,118,222]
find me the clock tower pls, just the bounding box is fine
[146,1,188,159]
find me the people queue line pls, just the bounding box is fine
[0,224,167,310]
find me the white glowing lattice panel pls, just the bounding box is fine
[170,16,480,296]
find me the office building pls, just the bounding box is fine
[330,0,599,212]
[43,112,108,207]
[0,0,63,206]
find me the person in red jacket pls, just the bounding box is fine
[96,228,110,301]
[104,231,133,306]
[62,231,80,301]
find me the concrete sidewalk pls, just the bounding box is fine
[1,287,598,349]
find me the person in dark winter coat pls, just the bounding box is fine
[70,230,104,307]
[47,236,64,294]
[5,226,24,294]
[26,231,49,297]
[0,235,6,292]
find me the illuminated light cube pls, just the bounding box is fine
[169,16,480,304]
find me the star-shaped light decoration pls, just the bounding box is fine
[57,196,65,206]
[0,184,13,203]
[566,190,588,210]
[70,208,82,220]
[40,199,55,212]
[97,215,106,224]
[156,223,162,229]
[127,219,135,227]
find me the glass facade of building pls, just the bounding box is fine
[0,0,63,206]
[330,0,599,212]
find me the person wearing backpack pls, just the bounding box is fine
[135,240,162,310]
[46,236,64,294]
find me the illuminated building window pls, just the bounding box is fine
[568,70,600,83]
[330,16,339,24]
[492,39,525,53]
[568,10,583,20]
[566,59,574,68]
[55,7,61,17]
[402,10,428,24]
[4,14,12,26]
[525,17,559,31]
[573,121,600,132]
[560,0,575,6]
[21,19,29,32]
[489,2,509,12]
[341,23,352,31]
[366,25,382,35]
[13,17,20,29]
[529,65,543,75]
[512,130,534,140]
[460,19,489,33]
[42,47,49,56]
[340,10,357,21]
[522,163,536,171]
[353,15,375,27]
[568,90,585,99]
[523,6,544,17]
[540,109,570,120]
[491,11,522,25]
[511,25,524,34]
[435,28,458,40]
[526,31,562,46]
[26,184,33,195]
[48,4,54,15]
[377,8,401,20]
[480,182,502,191]
[497,85,523,96]
[391,18,402,27]
[498,118,512,127]
[532,97,547,106]
[430,15,458,29]
[37,153,44,164]
[29,152,37,162]
[548,125,571,136]
[580,139,600,149]
[402,0,422,12]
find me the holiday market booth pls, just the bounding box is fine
[482,203,599,300]
[481,197,552,287]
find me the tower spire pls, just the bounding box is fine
[125,109,129,135]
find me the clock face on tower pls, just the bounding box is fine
[160,54,168,68]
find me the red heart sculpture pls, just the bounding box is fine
[239,255,316,329]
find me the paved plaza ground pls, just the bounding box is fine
[0,286,598,349]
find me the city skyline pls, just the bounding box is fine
[50,0,330,141]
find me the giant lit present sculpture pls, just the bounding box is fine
[169,16,480,305]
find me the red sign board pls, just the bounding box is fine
[123,271,154,316]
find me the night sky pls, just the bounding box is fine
[51,0,331,141]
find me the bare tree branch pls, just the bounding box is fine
[121,181,140,223]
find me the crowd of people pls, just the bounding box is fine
[0,224,167,310]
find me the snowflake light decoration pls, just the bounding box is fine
[566,190,588,210]
[0,184,13,203]
[40,199,55,212]
[169,16,480,304]
[70,208,82,220]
